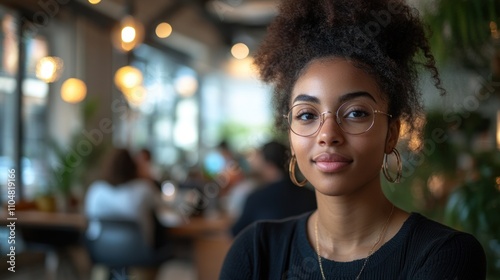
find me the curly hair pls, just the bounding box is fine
[254,0,444,139]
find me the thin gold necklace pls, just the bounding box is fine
[314,204,394,280]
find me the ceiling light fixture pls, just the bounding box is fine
[36,56,64,83]
[114,65,147,107]
[156,22,173,38]
[61,78,87,103]
[114,65,143,92]
[60,16,86,103]
[112,16,144,52]
[231,43,249,59]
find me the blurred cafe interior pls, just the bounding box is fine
[0,0,499,279]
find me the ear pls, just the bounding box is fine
[288,132,295,156]
[385,119,400,154]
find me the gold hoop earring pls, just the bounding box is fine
[382,148,402,183]
[289,155,307,187]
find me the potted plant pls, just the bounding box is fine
[46,99,108,212]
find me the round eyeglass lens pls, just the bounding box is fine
[287,100,377,136]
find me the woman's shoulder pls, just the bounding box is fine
[404,212,485,260]
[121,179,158,192]
[232,211,311,248]
[246,211,310,233]
[125,178,154,186]
[402,213,487,278]
[87,180,112,193]
[88,179,109,187]
[221,212,312,279]
[407,212,480,241]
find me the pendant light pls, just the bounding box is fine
[61,15,86,104]
[111,0,144,53]
[36,56,64,83]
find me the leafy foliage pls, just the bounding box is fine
[423,0,500,68]
[445,152,500,278]
[48,99,108,195]
[385,109,500,278]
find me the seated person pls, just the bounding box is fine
[135,147,162,190]
[231,141,317,236]
[85,148,164,247]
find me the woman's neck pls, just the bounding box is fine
[311,189,396,261]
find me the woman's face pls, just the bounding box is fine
[289,58,399,196]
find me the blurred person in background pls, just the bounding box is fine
[230,140,317,236]
[203,140,255,218]
[84,148,168,278]
[215,140,247,197]
[135,147,162,189]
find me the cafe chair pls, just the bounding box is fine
[84,218,170,279]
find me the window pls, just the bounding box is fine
[0,7,50,202]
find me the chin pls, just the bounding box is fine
[313,176,378,197]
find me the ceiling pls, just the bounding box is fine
[81,0,277,46]
[2,0,277,61]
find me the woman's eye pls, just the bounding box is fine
[343,108,370,119]
[296,112,317,121]
[346,110,368,118]
[293,108,319,122]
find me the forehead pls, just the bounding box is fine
[291,58,384,104]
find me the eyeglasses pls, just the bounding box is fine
[284,100,392,136]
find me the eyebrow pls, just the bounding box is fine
[292,91,377,105]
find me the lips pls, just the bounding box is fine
[312,153,352,173]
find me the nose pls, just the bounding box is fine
[317,112,344,145]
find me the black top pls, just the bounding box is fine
[221,212,486,280]
[231,178,317,236]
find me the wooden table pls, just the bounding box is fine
[0,209,87,229]
[0,209,234,280]
[163,214,234,280]
[166,214,232,236]
[0,209,88,279]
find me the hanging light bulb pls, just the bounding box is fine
[114,65,143,91]
[36,56,64,83]
[121,26,136,43]
[61,78,87,103]
[231,43,249,59]
[112,16,144,52]
[156,22,172,38]
[59,15,86,104]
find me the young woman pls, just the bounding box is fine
[220,0,487,279]
[85,148,163,246]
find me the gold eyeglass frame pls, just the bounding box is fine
[283,101,392,137]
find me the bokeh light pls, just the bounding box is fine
[231,43,249,59]
[156,22,173,38]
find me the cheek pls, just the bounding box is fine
[351,134,386,167]
[290,133,308,151]
[289,134,311,164]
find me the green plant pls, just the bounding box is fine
[384,109,500,278]
[444,151,500,278]
[48,99,108,197]
[423,0,500,68]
